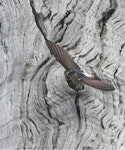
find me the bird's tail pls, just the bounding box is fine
[29,0,48,40]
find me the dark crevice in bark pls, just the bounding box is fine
[26,82,31,106]
[55,11,71,31]
[3,41,8,54]
[117,130,122,139]
[114,68,118,77]
[79,47,94,58]
[35,107,51,125]
[53,127,61,149]
[55,13,75,43]
[98,0,117,37]
[102,9,115,24]
[86,54,99,65]
[29,129,34,142]
[104,63,113,69]
[83,146,93,150]
[0,22,2,33]
[116,23,125,31]
[76,108,87,149]
[97,105,105,115]
[121,43,125,49]
[90,104,100,110]
[87,0,95,13]
[17,0,21,4]
[66,0,73,10]
[27,116,41,134]
[54,27,67,43]
[100,113,107,129]
[75,92,84,141]
[31,57,50,81]
[66,38,81,51]
[120,43,125,54]
[30,0,48,39]
[75,92,81,122]
[20,123,26,149]
[50,12,58,21]
[21,121,28,149]
[84,100,94,106]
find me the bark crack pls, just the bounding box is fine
[98,0,117,37]
[31,57,50,81]
[75,92,81,121]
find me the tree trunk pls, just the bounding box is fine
[0,0,125,149]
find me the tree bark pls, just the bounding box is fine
[0,0,125,149]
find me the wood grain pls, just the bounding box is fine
[0,0,125,149]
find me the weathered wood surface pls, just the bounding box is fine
[0,0,125,149]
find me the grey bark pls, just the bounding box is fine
[0,0,125,149]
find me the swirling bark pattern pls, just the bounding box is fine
[0,0,125,149]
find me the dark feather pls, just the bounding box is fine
[45,39,80,70]
[81,78,115,91]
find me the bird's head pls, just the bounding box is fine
[64,69,85,91]
[65,69,86,80]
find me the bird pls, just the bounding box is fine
[30,1,115,92]
[45,39,115,91]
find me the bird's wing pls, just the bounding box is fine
[46,39,81,70]
[80,77,115,91]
